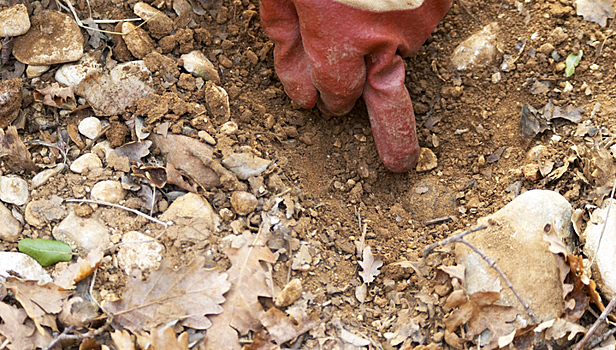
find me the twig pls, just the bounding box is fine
[424,223,538,323]
[588,179,616,272]
[425,216,453,226]
[572,298,616,350]
[44,318,112,350]
[423,223,488,256]
[65,198,172,228]
[354,207,367,257]
[589,324,616,348]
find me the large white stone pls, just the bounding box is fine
[0,175,29,205]
[0,252,52,283]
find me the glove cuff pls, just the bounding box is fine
[331,0,425,12]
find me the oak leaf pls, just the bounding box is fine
[358,246,382,284]
[54,248,104,290]
[33,82,75,108]
[2,277,72,335]
[201,231,277,350]
[137,324,189,350]
[259,307,320,345]
[0,302,52,350]
[0,126,38,172]
[102,256,229,332]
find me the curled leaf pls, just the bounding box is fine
[565,50,583,77]
[18,238,72,267]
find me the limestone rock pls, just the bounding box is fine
[0,4,30,37]
[0,202,21,242]
[415,148,438,172]
[583,199,616,300]
[230,191,258,216]
[78,117,102,140]
[451,22,500,71]
[12,10,84,65]
[133,2,174,39]
[222,153,271,180]
[159,193,220,232]
[53,210,110,253]
[55,52,103,87]
[181,50,220,84]
[70,153,102,174]
[91,180,125,204]
[0,175,29,205]
[117,231,164,274]
[0,252,52,283]
[122,22,155,59]
[24,196,66,228]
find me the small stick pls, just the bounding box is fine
[43,318,112,350]
[572,298,616,350]
[425,216,453,226]
[423,223,488,256]
[589,325,616,348]
[65,198,172,228]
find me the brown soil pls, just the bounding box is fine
[2,0,614,348]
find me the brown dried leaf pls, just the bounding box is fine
[110,330,136,350]
[103,256,229,332]
[538,318,586,341]
[358,246,382,285]
[2,278,72,335]
[390,309,424,345]
[259,307,320,345]
[150,133,220,189]
[0,126,38,172]
[241,329,280,350]
[202,231,277,350]
[33,82,75,108]
[115,141,152,162]
[0,302,53,350]
[67,124,86,149]
[54,248,104,290]
[165,163,199,193]
[138,325,189,350]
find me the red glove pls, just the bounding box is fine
[260,0,451,172]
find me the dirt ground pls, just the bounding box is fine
[1,0,616,348]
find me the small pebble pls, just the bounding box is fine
[122,22,155,59]
[415,148,438,172]
[0,4,31,37]
[24,196,66,228]
[55,52,103,87]
[0,175,29,205]
[32,164,66,188]
[222,153,272,180]
[133,2,173,39]
[181,50,220,84]
[230,191,258,216]
[78,117,102,140]
[26,65,51,78]
[198,130,216,145]
[91,180,125,204]
[219,121,238,135]
[117,231,164,274]
[275,278,303,307]
[70,153,102,174]
[53,210,110,253]
[0,202,21,242]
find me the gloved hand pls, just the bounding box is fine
[260,0,451,172]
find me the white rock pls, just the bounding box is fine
[133,2,174,39]
[0,175,29,205]
[70,153,102,174]
[181,50,220,84]
[0,4,30,37]
[0,252,52,283]
[24,196,66,228]
[32,164,65,188]
[26,65,51,79]
[55,52,103,87]
[451,22,500,71]
[159,193,220,232]
[583,199,616,299]
[53,210,110,253]
[78,117,102,140]
[219,121,238,135]
[91,180,125,204]
[0,201,21,242]
[117,231,164,274]
[198,130,216,145]
[222,153,272,180]
[12,10,83,65]
[456,190,572,325]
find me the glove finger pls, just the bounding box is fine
[260,0,317,108]
[363,53,420,172]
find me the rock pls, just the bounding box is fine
[26,65,51,78]
[415,148,438,172]
[159,193,220,232]
[230,191,258,216]
[122,22,155,59]
[451,22,500,71]
[70,153,102,174]
[0,78,22,128]
[583,199,616,299]
[203,81,230,121]
[292,243,312,271]
[0,252,52,283]
[24,196,66,228]
[134,2,174,39]
[0,4,30,37]
[222,153,272,180]
[117,231,164,274]
[78,117,102,140]
[76,60,153,117]
[0,175,29,205]
[198,130,216,145]
[12,10,83,65]
[53,210,110,253]
[32,164,65,188]
[0,202,21,242]
[91,180,125,204]
[275,278,303,307]
[537,43,555,55]
[456,190,572,325]
[181,50,220,84]
[219,121,238,135]
[55,52,103,87]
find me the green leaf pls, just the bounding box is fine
[565,50,583,77]
[18,238,73,267]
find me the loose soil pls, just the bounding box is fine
[2,0,615,348]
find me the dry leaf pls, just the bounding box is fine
[54,248,104,290]
[150,133,220,189]
[444,291,517,349]
[539,317,586,341]
[439,265,466,282]
[165,162,199,193]
[2,277,72,335]
[390,309,424,345]
[543,223,568,255]
[110,330,136,350]
[103,256,230,332]
[0,302,53,350]
[242,329,280,350]
[575,0,615,26]
[259,307,320,345]
[358,246,382,284]
[33,82,75,108]
[115,141,152,162]
[202,231,277,350]
[138,324,189,350]
[0,126,38,172]
[67,124,86,149]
